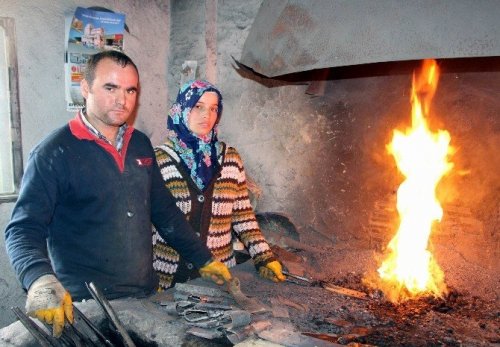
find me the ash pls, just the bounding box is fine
[235,243,499,347]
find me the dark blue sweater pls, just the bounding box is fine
[4,116,212,300]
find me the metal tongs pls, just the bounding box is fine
[86,282,136,347]
[282,270,313,286]
[12,303,114,346]
[14,282,136,347]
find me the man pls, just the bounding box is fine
[4,50,231,337]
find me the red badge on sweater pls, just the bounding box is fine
[136,158,153,166]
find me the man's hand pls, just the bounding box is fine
[199,260,232,285]
[26,274,73,337]
[259,260,286,282]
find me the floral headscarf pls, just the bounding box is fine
[167,80,223,190]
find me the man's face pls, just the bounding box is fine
[80,58,139,133]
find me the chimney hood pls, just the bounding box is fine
[239,0,500,77]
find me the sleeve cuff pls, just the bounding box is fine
[22,262,55,291]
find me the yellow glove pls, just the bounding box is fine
[259,260,286,282]
[199,260,232,285]
[26,274,74,337]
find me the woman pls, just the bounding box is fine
[153,80,285,290]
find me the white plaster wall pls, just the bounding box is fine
[0,0,170,153]
[0,203,24,329]
[0,0,171,328]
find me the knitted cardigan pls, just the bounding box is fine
[153,140,276,289]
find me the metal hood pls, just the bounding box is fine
[239,0,500,77]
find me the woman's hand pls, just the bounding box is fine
[199,260,232,285]
[259,261,286,282]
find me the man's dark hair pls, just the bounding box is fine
[83,50,139,87]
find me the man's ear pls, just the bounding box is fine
[80,79,89,99]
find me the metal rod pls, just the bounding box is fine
[86,282,136,347]
[282,270,312,283]
[72,305,115,347]
[11,307,60,347]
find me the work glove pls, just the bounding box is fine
[199,260,232,285]
[26,274,74,337]
[259,260,286,282]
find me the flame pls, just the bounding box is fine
[377,59,454,302]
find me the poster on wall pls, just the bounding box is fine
[65,7,125,112]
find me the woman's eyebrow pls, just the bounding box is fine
[196,101,217,105]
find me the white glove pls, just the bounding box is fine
[26,274,74,337]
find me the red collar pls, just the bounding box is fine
[68,112,134,140]
[68,112,134,172]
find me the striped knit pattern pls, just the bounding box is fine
[152,141,275,289]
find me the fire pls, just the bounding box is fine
[377,59,454,302]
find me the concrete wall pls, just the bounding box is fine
[168,0,332,237]
[0,0,171,328]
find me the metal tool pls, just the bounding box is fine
[321,283,368,300]
[73,305,115,346]
[227,277,270,314]
[86,282,136,347]
[12,304,115,347]
[282,270,313,286]
[11,307,60,347]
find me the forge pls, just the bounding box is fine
[241,56,500,346]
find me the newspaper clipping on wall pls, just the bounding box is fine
[65,7,125,111]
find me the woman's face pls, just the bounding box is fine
[188,91,219,137]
